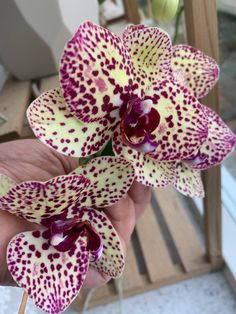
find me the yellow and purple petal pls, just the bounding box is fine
[171,45,219,99]
[185,105,236,170]
[7,231,89,314]
[27,88,117,157]
[173,162,204,197]
[113,130,174,187]
[60,21,133,123]
[122,24,172,96]
[77,208,125,278]
[0,174,16,197]
[72,156,135,208]
[146,80,208,160]
[0,175,90,224]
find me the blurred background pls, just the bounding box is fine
[0,0,236,313]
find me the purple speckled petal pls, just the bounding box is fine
[113,130,174,187]
[27,88,117,158]
[184,105,236,170]
[0,175,90,224]
[145,80,208,161]
[72,156,135,208]
[60,21,133,123]
[0,174,16,197]
[173,162,204,197]
[75,208,125,278]
[122,24,172,96]
[7,231,89,314]
[171,45,219,99]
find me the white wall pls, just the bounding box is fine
[218,0,236,14]
[0,65,8,91]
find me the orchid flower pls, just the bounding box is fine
[0,157,134,314]
[27,22,236,197]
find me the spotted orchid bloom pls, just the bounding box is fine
[27,22,236,198]
[0,157,134,314]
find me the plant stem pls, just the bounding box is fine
[81,288,96,314]
[173,5,184,45]
[18,291,28,314]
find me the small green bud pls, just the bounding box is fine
[152,0,179,22]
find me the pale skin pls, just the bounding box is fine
[0,139,151,287]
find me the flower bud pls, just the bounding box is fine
[152,0,179,22]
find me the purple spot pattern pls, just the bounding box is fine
[184,105,236,170]
[122,24,172,96]
[173,162,204,197]
[60,21,133,123]
[72,156,135,207]
[0,175,90,224]
[7,231,89,314]
[171,44,220,99]
[27,88,119,157]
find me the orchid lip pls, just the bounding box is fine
[50,218,103,258]
[120,97,160,153]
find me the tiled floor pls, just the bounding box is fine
[0,272,235,313]
[71,272,236,314]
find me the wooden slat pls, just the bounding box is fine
[0,77,31,142]
[184,0,222,268]
[123,0,140,24]
[136,205,176,282]
[122,243,143,291]
[154,188,205,273]
[40,75,59,93]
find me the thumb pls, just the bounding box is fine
[128,181,151,219]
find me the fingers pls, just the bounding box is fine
[0,139,79,182]
[128,180,151,220]
[104,195,136,246]
[83,267,110,288]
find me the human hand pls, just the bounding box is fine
[0,139,151,287]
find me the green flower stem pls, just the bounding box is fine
[173,5,184,45]
[78,139,114,165]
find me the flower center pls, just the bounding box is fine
[50,218,103,260]
[120,97,160,153]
